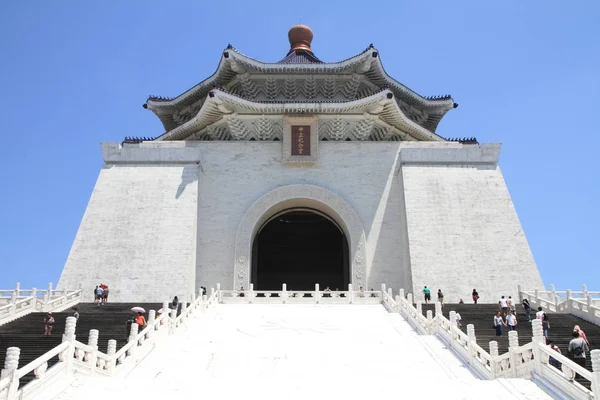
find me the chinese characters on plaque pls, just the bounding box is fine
[291,125,311,156]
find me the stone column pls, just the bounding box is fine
[489,341,499,378]
[467,324,476,363]
[531,318,546,376]
[46,282,53,303]
[87,329,99,374]
[448,310,457,345]
[147,310,156,338]
[282,284,287,303]
[14,283,20,298]
[169,309,177,334]
[106,339,117,374]
[217,283,222,303]
[314,284,320,304]
[248,284,253,304]
[508,330,519,378]
[1,347,20,398]
[62,316,77,375]
[590,350,600,397]
[426,310,433,334]
[348,284,353,304]
[406,293,413,307]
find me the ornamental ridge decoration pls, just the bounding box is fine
[233,184,367,290]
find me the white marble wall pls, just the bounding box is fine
[57,163,198,302]
[401,159,544,303]
[58,141,544,302]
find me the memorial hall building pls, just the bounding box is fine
[57,25,545,302]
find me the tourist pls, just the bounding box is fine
[498,296,508,316]
[170,296,179,310]
[359,286,365,297]
[72,307,79,321]
[506,310,518,331]
[239,286,245,298]
[508,296,515,313]
[101,285,109,304]
[95,285,103,306]
[542,313,550,338]
[135,312,147,329]
[422,286,431,304]
[568,331,589,378]
[547,339,562,369]
[493,312,506,337]
[459,299,464,304]
[370,288,376,298]
[522,298,532,321]
[43,312,55,336]
[437,289,444,305]
[535,306,545,321]
[323,286,331,298]
[454,311,462,328]
[472,289,479,304]
[573,325,590,346]
[201,286,207,296]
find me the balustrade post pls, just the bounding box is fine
[489,341,499,378]
[399,288,405,301]
[416,301,422,318]
[106,339,117,374]
[426,310,433,334]
[590,350,600,396]
[565,289,572,313]
[162,301,169,321]
[169,309,177,334]
[550,284,556,309]
[62,316,77,375]
[434,302,443,319]
[128,323,139,360]
[217,283,222,303]
[395,295,401,312]
[248,284,254,304]
[315,284,320,304]
[467,324,476,364]
[587,294,593,314]
[181,301,187,322]
[381,284,386,294]
[531,319,545,376]
[348,284,353,304]
[582,284,588,299]
[10,291,17,305]
[14,283,20,298]
[1,347,20,399]
[87,329,99,375]
[387,288,392,300]
[31,288,37,309]
[147,310,156,338]
[448,311,456,346]
[282,284,287,303]
[508,330,519,378]
[406,293,413,307]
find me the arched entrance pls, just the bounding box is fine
[251,208,349,290]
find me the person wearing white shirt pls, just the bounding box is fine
[498,296,508,316]
[506,311,518,330]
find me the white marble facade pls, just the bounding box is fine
[57,140,544,302]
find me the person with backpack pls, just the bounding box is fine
[568,330,590,377]
[422,286,431,304]
[522,298,532,321]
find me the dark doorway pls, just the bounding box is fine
[252,209,349,291]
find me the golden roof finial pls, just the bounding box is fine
[288,24,314,54]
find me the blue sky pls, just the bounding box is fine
[0,2,598,292]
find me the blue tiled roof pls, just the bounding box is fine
[277,50,323,64]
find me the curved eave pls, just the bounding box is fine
[155,88,445,142]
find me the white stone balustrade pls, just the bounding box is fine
[519,284,600,326]
[0,283,83,325]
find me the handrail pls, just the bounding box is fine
[520,285,600,326]
[15,342,69,379]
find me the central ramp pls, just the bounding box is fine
[50,305,552,399]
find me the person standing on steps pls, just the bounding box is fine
[494,312,506,337]
[498,296,508,317]
[573,325,590,347]
[422,286,431,304]
[506,310,518,331]
[522,298,532,321]
[437,289,444,306]
[547,339,562,369]
[568,330,589,378]
[472,289,479,304]
[94,285,103,306]
[542,312,550,337]
[43,312,55,336]
[508,296,516,314]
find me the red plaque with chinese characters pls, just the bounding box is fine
[291,125,310,156]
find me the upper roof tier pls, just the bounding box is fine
[144,25,458,138]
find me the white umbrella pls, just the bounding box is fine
[131,306,145,313]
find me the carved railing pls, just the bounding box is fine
[218,283,381,305]
[0,283,83,325]
[391,289,600,399]
[519,284,600,326]
[0,288,219,400]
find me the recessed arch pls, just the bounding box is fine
[233,184,367,290]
